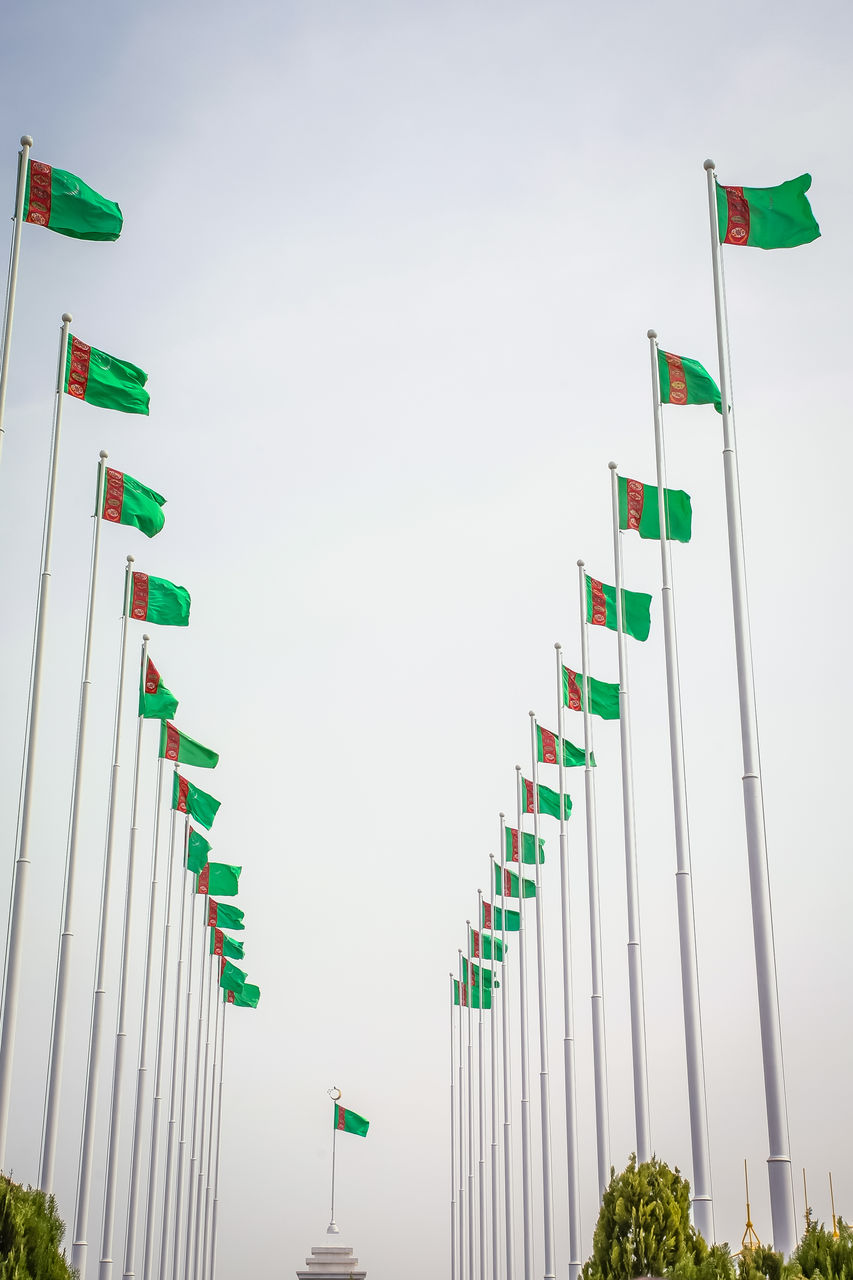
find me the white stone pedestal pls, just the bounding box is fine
[296,1243,366,1278]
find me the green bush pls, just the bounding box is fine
[0,1175,76,1279]
[790,1218,853,1280]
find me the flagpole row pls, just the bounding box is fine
[158,864,194,1280]
[39,449,109,1192]
[450,973,458,1280]
[466,927,475,1280]
[171,886,201,1280]
[208,999,226,1280]
[647,330,715,1240]
[72,553,135,1276]
[703,159,795,1254]
[0,312,72,1167]
[514,767,533,1280]
[200,984,221,1280]
[0,135,33,470]
[497,818,514,1280]
[183,937,210,1279]
[487,878,499,1280]
[577,560,610,1198]
[190,956,215,1280]
[457,949,466,1280]
[608,463,651,1163]
[475,899,486,1280]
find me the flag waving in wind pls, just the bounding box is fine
[24,159,123,240]
[65,334,149,414]
[334,1104,369,1136]
[715,173,820,249]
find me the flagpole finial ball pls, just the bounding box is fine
[62,313,73,324]
[647,329,657,340]
[554,641,561,651]
[704,158,716,171]
[577,558,584,567]
[126,554,135,564]
[143,633,150,642]
[99,449,108,459]
[499,811,505,819]
[21,136,33,148]
[609,461,618,470]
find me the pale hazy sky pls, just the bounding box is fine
[0,2,852,1278]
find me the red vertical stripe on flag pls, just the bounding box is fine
[213,929,223,957]
[220,956,226,976]
[509,828,519,862]
[482,901,492,930]
[67,337,91,400]
[522,778,534,814]
[175,774,190,813]
[103,468,125,523]
[564,669,582,712]
[144,658,160,695]
[722,185,750,245]
[472,930,480,958]
[503,867,513,896]
[131,572,149,620]
[336,1106,347,1131]
[588,578,607,627]
[207,899,217,926]
[25,161,51,226]
[226,990,235,1004]
[663,352,688,405]
[539,728,558,765]
[626,478,644,532]
[163,722,181,761]
[198,864,209,894]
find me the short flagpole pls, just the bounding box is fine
[476,899,486,1280]
[0,135,33,472]
[199,981,221,1280]
[515,766,534,1280]
[458,950,466,1280]
[190,956,216,1280]
[576,560,611,1198]
[703,159,796,1255]
[0,312,73,1166]
[450,972,458,1280]
[122,755,169,1278]
[208,999,226,1280]
[607,463,651,1163]
[466,927,475,1280]
[72,553,135,1276]
[487,877,500,1280]
[99,633,151,1279]
[497,821,515,1280]
[528,715,556,1279]
[647,330,714,1240]
[141,806,183,1280]
[39,449,109,1191]
[553,646,583,1279]
[170,885,202,1280]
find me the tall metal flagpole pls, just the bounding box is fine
[159,861,195,1280]
[487,875,500,1280]
[466,928,475,1280]
[647,330,714,1240]
[0,312,72,1166]
[450,973,458,1280]
[208,999,227,1280]
[170,884,201,1279]
[40,450,109,1191]
[607,464,652,1164]
[496,823,515,1280]
[514,767,533,1280]
[191,956,216,1280]
[200,983,221,1280]
[184,943,212,1278]
[703,160,795,1255]
[476,898,486,1280]
[576,561,611,1198]
[99,634,151,1280]
[123,756,169,1278]
[553,646,582,1277]
[458,950,466,1280]
[528,715,556,1280]
[72,553,136,1276]
[0,135,33,472]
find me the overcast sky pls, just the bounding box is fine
[0,2,851,1277]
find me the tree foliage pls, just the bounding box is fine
[790,1219,853,1280]
[0,1175,76,1279]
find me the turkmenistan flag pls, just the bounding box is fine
[504,826,544,864]
[482,901,520,933]
[495,864,536,899]
[586,575,651,642]
[102,468,165,538]
[521,777,572,820]
[130,573,190,626]
[24,159,122,240]
[139,656,178,720]
[160,722,219,769]
[172,772,220,829]
[226,983,260,1008]
[454,978,468,1007]
[210,927,244,960]
[536,725,591,769]
[562,666,620,720]
[334,1104,369,1136]
[716,174,820,249]
[469,928,505,962]
[66,334,149,414]
[219,959,247,991]
[618,475,692,544]
[658,349,721,412]
[207,899,244,931]
[186,827,211,875]
[463,957,497,990]
[197,863,241,897]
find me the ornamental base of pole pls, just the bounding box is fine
[297,1244,366,1278]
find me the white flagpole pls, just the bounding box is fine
[466,930,475,1280]
[141,806,183,1280]
[72,553,136,1276]
[183,939,210,1278]
[487,877,500,1280]
[553,645,582,1277]
[122,755,169,1278]
[647,330,714,1240]
[99,634,151,1279]
[703,159,795,1254]
[208,999,227,1280]
[476,897,486,1280]
[607,464,652,1163]
[190,955,216,1280]
[39,449,109,1191]
[458,950,466,1280]
[170,885,201,1280]
[514,767,533,1280]
[199,978,221,1280]
[576,561,611,1198]
[0,135,33,471]
[451,972,458,1280]
[528,716,556,1280]
[496,823,515,1280]
[0,312,73,1165]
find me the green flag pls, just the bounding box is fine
[139,656,178,720]
[130,573,190,627]
[207,899,244,931]
[197,863,241,897]
[716,173,820,249]
[536,724,591,768]
[66,334,149,414]
[210,927,245,960]
[334,1104,369,1136]
[562,666,619,720]
[226,983,260,1008]
[469,927,505,962]
[521,777,572,820]
[102,467,165,538]
[160,722,218,769]
[504,825,544,864]
[482,902,519,933]
[618,475,692,543]
[186,827,211,875]
[586,575,651,642]
[463,957,497,990]
[172,773,220,829]
[218,959,247,992]
[495,863,536,899]
[658,348,721,412]
[23,159,122,240]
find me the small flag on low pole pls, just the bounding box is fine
[328,1089,370,1237]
